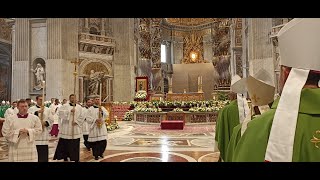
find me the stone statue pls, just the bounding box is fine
[88,70,105,95]
[31,63,45,90]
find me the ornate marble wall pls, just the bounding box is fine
[0,18,12,101]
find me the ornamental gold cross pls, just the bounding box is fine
[311,130,320,149]
[252,94,260,103]
[71,59,80,94]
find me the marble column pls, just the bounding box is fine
[12,18,30,100]
[84,18,89,33]
[247,18,274,84]
[112,18,135,102]
[150,18,162,93]
[101,18,106,36]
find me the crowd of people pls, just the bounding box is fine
[1,94,108,162]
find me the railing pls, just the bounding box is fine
[79,33,116,46]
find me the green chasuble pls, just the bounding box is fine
[225,114,263,162]
[232,88,320,162]
[215,100,240,161]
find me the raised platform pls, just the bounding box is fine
[134,111,217,124]
[161,120,184,130]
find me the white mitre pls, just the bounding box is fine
[247,69,275,107]
[265,18,320,162]
[230,74,247,94]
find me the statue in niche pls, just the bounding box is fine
[31,63,45,90]
[88,69,105,95]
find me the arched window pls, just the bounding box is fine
[161,44,166,63]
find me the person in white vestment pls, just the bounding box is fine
[4,101,18,119]
[28,95,52,162]
[53,94,84,162]
[1,99,42,162]
[82,98,93,151]
[49,99,61,137]
[87,96,108,160]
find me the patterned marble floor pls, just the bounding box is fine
[0,121,219,162]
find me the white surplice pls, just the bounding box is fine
[86,106,108,142]
[28,105,52,145]
[57,103,84,139]
[1,114,42,162]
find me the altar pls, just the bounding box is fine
[166,92,204,101]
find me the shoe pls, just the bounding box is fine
[99,155,104,158]
[95,156,99,160]
[64,158,68,162]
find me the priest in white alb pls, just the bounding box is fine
[4,101,18,119]
[82,98,93,151]
[53,94,84,162]
[1,99,42,162]
[28,95,52,162]
[87,96,108,160]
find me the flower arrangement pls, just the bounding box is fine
[172,108,184,112]
[134,107,162,112]
[106,122,120,131]
[134,90,147,100]
[123,110,134,121]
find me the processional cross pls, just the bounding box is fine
[71,59,80,94]
[70,59,80,139]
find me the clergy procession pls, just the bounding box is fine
[1,93,108,162]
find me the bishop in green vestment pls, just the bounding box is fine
[232,88,320,161]
[215,99,240,161]
[232,18,320,162]
[215,75,249,161]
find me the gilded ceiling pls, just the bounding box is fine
[164,18,218,27]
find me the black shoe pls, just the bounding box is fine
[99,155,104,158]
[95,156,99,160]
[64,158,68,161]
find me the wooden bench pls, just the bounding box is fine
[160,120,184,130]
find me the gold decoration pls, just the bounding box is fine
[0,18,12,41]
[251,94,260,104]
[181,31,205,64]
[83,62,108,75]
[311,130,320,149]
[165,18,217,27]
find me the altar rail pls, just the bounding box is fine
[133,111,217,124]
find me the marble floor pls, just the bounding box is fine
[0,121,219,162]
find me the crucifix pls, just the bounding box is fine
[70,58,80,139]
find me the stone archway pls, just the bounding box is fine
[78,59,113,102]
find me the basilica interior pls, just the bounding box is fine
[0,18,292,162]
